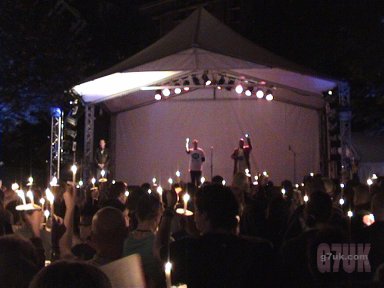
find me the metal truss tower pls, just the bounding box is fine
[49,108,63,181]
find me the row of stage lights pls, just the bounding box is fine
[153,72,274,101]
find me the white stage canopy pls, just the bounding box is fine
[73,8,340,185]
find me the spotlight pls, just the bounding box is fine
[235,84,243,94]
[192,75,200,85]
[202,72,211,86]
[154,90,162,100]
[244,87,253,97]
[51,107,62,118]
[256,89,264,99]
[174,87,182,94]
[265,90,273,101]
[217,76,225,89]
[183,80,190,91]
[226,79,235,91]
[162,88,171,97]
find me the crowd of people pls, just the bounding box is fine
[1,169,384,287]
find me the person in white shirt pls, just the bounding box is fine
[186,139,205,187]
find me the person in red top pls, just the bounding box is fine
[231,134,252,175]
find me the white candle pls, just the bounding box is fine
[200,177,205,184]
[50,176,58,187]
[339,198,345,206]
[164,261,172,288]
[91,177,96,188]
[11,183,20,191]
[183,193,190,215]
[222,180,226,186]
[347,210,353,218]
[44,209,50,223]
[367,178,373,186]
[71,164,77,183]
[101,169,106,178]
[157,186,163,195]
[303,195,309,203]
[152,177,157,184]
[281,188,286,196]
[45,188,55,215]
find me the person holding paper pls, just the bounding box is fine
[231,134,252,175]
[185,139,205,187]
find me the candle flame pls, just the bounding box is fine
[183,193,190,203]
[45,188,54,204]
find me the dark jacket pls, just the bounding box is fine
[231,139,252,174]
[95,148,110,167]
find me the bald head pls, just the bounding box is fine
[92,207,126,245]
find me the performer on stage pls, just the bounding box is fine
[231,134,252,174]
[95,139,110,179]
[186,138,205,187]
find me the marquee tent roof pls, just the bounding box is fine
[73,8,339,111]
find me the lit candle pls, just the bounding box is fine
[183,193,190,215]
[281,188,286,196]
[26,190,34,205]
[16,190,26,206]
[124,190,130,197]
[303,195,309,203]
[164,261,172,288]
[152,177,157,185]
[44,209,50,223]
[347,210,353,218]
[310,172,314,177]
[11,183,20,191]
[45,188,55,215]
[101,169,106,178]
[148,189,152,194]
[262,171,268,177]
[71,164,77,183]
[168,178,173,187]
[222,180,226,186]
[200,176,205,184]
[157,186,163,195]
[339,198,345,206]
[175,170,181,182]
[78,180,84,187]
[372,174,378,180]
[27,176,34,186]
[50,176,58,187]
[367,178,373,186]
[91,177,96,188]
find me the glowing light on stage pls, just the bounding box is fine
[339,198,345,205]
[174,87,182,94]
[303,195,309,202]
[217,76,225,89]
[347,210,353,218]
[372,174,378,180]
[256,89,264,99]
[265,90,274,101]
[183,80,190,91]
[245,87,253,97]
[155,90,162,100]
[235,84,243,94]
[12,183,20,191]
[162,88,171,97]
[202,72,211,86]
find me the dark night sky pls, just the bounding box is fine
[1,0,384,184]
